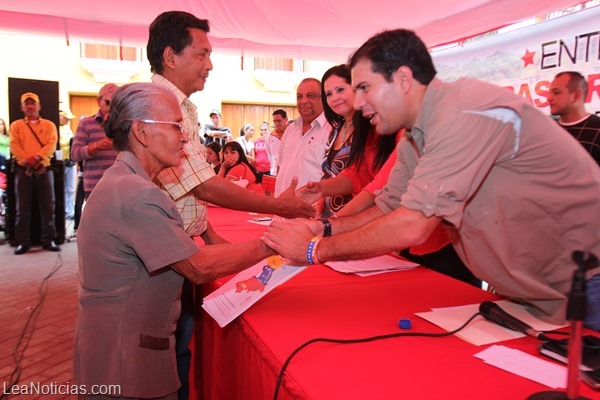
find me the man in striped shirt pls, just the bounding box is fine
[71,83,119,197]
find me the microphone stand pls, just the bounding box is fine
[528,251,598,400]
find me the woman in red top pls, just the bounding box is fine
[218,141,264,194]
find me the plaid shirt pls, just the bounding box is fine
[152,74,215,237]
[558,113,600,166]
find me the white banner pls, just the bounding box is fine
[432,6,600,114]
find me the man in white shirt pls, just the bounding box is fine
[266,109,288,176]
[274,78,331,196]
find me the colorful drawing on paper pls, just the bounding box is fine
[235,256,285,293]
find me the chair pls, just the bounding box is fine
[261,175,276,197]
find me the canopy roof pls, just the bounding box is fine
[0,0,585,62]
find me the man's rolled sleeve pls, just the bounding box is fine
[374,142,411,214]
[158,151,215,201]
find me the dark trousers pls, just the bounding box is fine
[176,279,194,400]
[74,177,85,230]
[400,244,482,288]
[14,168,56,244]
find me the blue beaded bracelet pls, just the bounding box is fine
[306,237,321,265]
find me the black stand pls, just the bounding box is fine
[527,251,598,400]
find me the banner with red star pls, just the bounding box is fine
[432,6,600,114]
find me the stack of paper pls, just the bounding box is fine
[415,300,568,346]
[475,345,567,388]
[325,254,419,276]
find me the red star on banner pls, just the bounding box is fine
[521,49,535,68]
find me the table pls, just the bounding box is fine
[195,207,598,400]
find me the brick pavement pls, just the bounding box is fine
[1,226,79,400]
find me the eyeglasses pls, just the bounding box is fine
[141,119,185,134]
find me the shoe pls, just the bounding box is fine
[14,243,31,255]
[42,241,61,252]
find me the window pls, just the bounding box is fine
[80,43,142,62]
[254,57,294,71]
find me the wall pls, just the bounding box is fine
[0,30,335,130]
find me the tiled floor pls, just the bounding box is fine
[1,221,79,400]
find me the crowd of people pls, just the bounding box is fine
[1,8,599,400]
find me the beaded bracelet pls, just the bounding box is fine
[306,236,321,265]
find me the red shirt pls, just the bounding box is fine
[340,130,448,255]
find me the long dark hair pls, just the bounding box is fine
[206,141,222,162]
[348,114,398,172]
[321,65,397,172]
[222,141,262,183]
[321,65,351,130]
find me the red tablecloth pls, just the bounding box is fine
[195,207,599,400]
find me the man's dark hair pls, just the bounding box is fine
[348,29,436,85]
[272,109,287,119]
[555,71,588,100]
[147,11,210,74]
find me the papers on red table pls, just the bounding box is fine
[203,254,419,327]
[325,254,419,276]
[203,256,306,327]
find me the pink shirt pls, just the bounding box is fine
[253,137,270,173]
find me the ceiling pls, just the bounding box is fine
[0,0,586,62]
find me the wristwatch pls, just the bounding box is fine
[319,218,332,237]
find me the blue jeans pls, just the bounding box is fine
[64,165,76,217]
[584,274,600,332]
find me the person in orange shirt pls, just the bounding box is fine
[9,92,60,254]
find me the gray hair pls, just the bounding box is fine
[104,83,177,151]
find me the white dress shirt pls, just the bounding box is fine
[274,112,331,196]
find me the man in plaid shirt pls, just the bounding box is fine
[147,11,315,399]
[549,71,600,166]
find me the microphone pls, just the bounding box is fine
[479,301,545,339]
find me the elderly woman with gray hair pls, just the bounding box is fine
[73,82,274,399]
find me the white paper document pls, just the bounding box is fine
[475,345,567,389]
[202,256,306,327]
[247,218,272,226]
[416,300,568,346]
[325,254,419,276]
